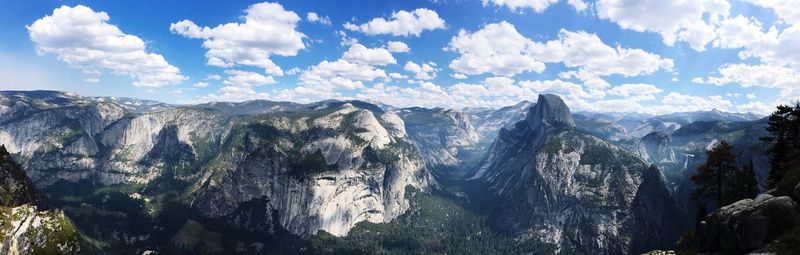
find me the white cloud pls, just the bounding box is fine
[519,79,590,98]
[27,5,187,87]
[659,92,732,112]
[193,81,209,88]
[482,0,559,12]
[295,59,388,99]
[341,43,396,65]
[170,2,304,75]
[736,101,773,115]
[607,83,663,97]
[558,70,610,91]
[387,41,410,53]
[205,74,222,81]
[714,15,773,49]
[746,93,757,99]
[306,12,332,25]
[197,86,269,103]
[344,8,445,37]
[482,0,587,12]
[85,78,100,83]
[557,30,674,76]
[446,22,673,78]
[596,0,730,51]
[743,0,800,25]
[223,70,276,87]
[388,72,407,79]
[286,67,301,75]
[446,22,548,76]
[404,61,438,80]
[451,73,468,79]
[746,25,800,67]
[697,63,800,89]
[567,0,589,11]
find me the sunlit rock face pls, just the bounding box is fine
[0,91,432,238]
[192,104,432,237]
[0,142,80,255]
[472,94,685,254]
[634,131,677,164]
[698,194,800,253]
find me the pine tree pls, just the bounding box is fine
[691,140,738,208]
[723,160,759,205]
[695,203,707,228]
[761,102,800,193]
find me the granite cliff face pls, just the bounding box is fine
[635,131,677,164]
[471,94,685,254]
[397,107,479,169]
[0,144,80,255]
[0,91,431,238]
[698,194,800,253]
[469,101,533,145]
[191,103,432,237]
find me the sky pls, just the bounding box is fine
[1,0,799,115]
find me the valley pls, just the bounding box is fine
[0,90,797,254]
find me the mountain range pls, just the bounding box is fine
[0,90,779,254]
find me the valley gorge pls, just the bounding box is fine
[0,90,796,254]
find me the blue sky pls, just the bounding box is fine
[1,0,799,114]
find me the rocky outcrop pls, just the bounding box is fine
[0,141,79,255]
[698,194,800,253]
[471,94,684,254]
[0,92,433,240]
[192,103,432,237]
[0,145,40,207]
[635,131,677,164]
[0,205,80,255]
[469,100,532,145]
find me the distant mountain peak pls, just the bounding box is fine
[527,94,575,129]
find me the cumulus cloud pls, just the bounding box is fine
[352,76,600,109]
[659,92,732,112]
[27,5,187,87]
[607,83,663,97]
[737,101,774,115]
[388,72,407,79]
[743,0,800,25]
[223,70,276,87]
[696,63,800,89]
[519,79,590,98]
[596,0,730,51]
[557,30,674,76]
[387,41,410,53]
[714,15,773,49]
[294,59,388,99]
[451,73,468,79]
[446,22,548,76]
[170,2,305,75]
[404,61,438,80]
[446,22,673,79]
[191,70,275,103]
[344,8,445,37]
[482,0,587,12]
[341,43,397,65]
[197,86,270,103]
[306,12,332,25]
